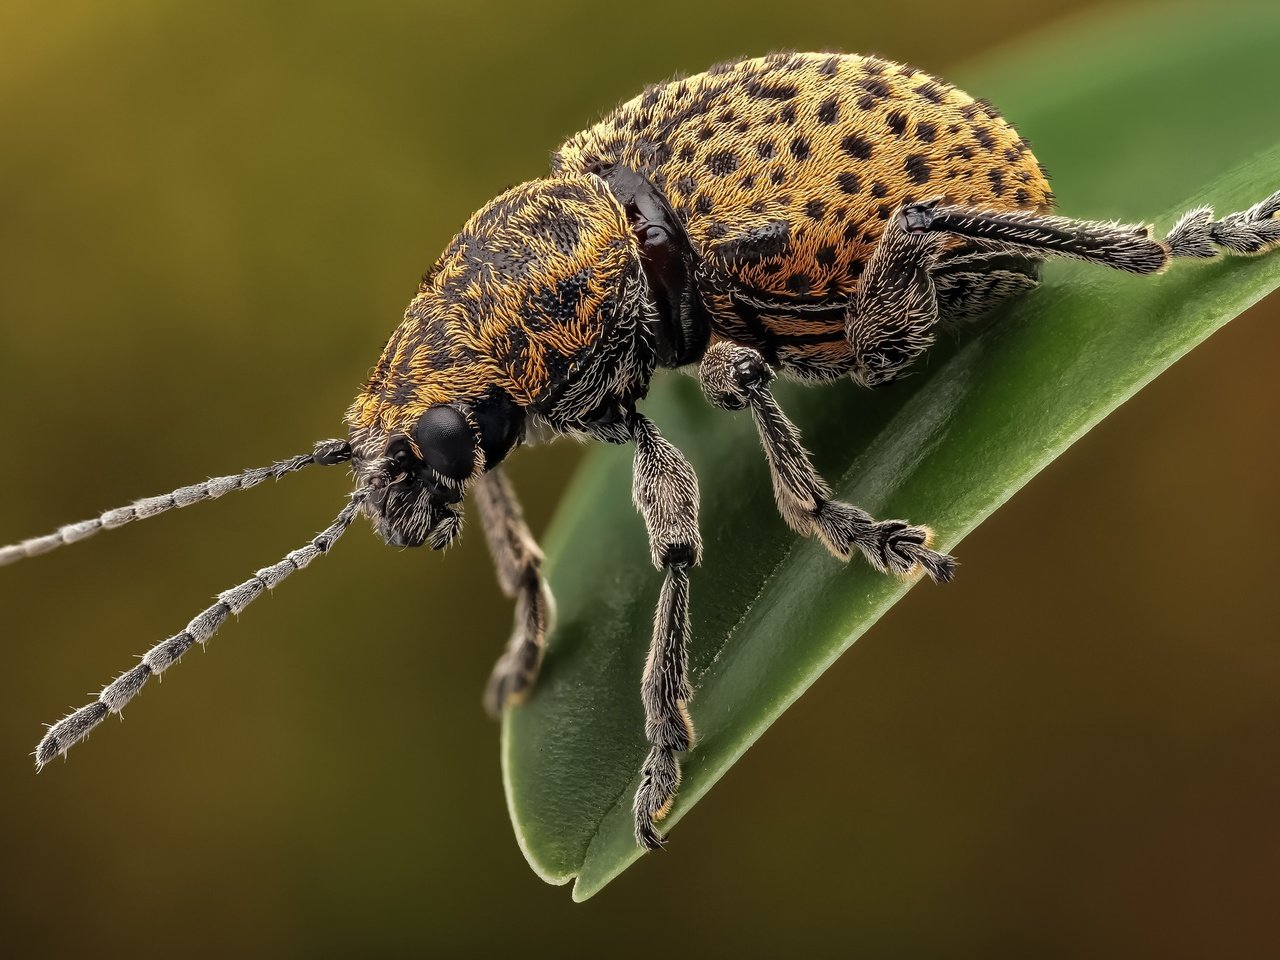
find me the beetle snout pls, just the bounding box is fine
[365,474,463,551]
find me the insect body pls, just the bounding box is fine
[7,52,1279,852]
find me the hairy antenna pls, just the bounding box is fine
[0,439,353,567]
[34,490,367,768]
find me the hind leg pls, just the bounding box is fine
[933,248,1042,323]
[846,210,1041,386]
[900,190,1280,273]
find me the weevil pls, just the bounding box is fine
[6,52,1279,850]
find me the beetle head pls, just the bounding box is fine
[350,389,523,550]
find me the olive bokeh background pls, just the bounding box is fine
[1,1,1277,956]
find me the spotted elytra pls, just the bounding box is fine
[6,51,1278,852]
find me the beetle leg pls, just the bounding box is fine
[699,341,956,583]
[475,466,554,717]
[846,208,949,387]
[900,189,1280,273]
[629,412,702,849]
[932,248,1041,322]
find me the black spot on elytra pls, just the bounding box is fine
[756,139,776,160]
[695,194,714,216]
[697,126,715,142]
[745,78,798,100]
[1014,187,1032,205]
[974,97,1001,120]
[770,168,787,185]
[876,204,891,220]
[749,199,767,214]
[857,94,878,111]
[736,120,751,135]
[1003,146,1021,163]
[678,144,696,163]
[973,126,996,151]
[790,136,811,161]
[705,221,729,240]
[885,110,908,136]
[842,221,861,242]
[859,76,892,101]
[834,205,847,220]
[862,58,887,75]
[740,173,757,191]
[780,103,798,125]
[949,144,974,161]
[817,96,839,124]
[815,244,837,269]
[915,121,937,143]
[841,134,874,160]
[987,169,1005,196]
[804,198,826,221]
[960,102,980,121]
[903,154,931,185]
[673,175,697,196]
[870,180,888,198]
[706,150,740,176]
[818,56,840,76]
[836,171,860,194]
[785,272,813,294]
[916,81,948,104]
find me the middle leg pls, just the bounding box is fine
[699,342,956,583]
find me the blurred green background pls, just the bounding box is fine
[1,1,1276,956]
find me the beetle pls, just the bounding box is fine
[5,51,1278,850]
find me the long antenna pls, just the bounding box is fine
[34,490,366,768]
[0,439,352,567]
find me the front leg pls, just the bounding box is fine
[474,466,554,716]
[629,412,702,849]
[699,341,956,583]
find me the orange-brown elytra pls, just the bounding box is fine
[6,52,1279,853]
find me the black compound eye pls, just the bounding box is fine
[412,405,476,481]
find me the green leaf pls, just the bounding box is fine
[503,1,1280,900]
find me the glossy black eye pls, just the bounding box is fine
[411,405,476,481]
